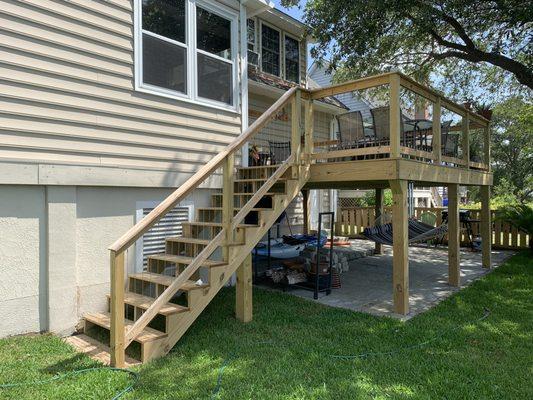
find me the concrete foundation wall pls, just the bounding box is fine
[0,185,211,338]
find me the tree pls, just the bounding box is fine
[282,0,533,91]
[490,97,533,202]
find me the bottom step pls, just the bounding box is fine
[64,334,140,367]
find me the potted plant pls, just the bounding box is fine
[497,204,533,252]
[474,101,493,120]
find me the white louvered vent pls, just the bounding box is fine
[139,206,192,268]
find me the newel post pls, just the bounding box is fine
[291,89,302,177]
[222,154,235,262]
[389,74,401,158]
[304,98,314,160]
[110,249,125,368]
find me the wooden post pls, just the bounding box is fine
[389,74,401,158]
[374,188,383,254]
[480,185,491,269]
[222,154,235,262]
[304,99,314,158]
[302,189,310,235]
[110,250,125,368]
[483,124,490,169]
[236,254,252,322]
[390,180,409,315]
[462,113,470,168]
[432,97,442,164]
[291,89,302,177]
[448,184,460,286]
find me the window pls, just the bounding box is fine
[247,19,255,51]
[136,0,237,110]
[284,35,300,83]
[196,6,234,105]
[261,24,280,76]
[141,0,187,94]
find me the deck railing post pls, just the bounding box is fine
[462,113,470,168]
[291,90,302,177]
[483,123,490,170]
[110,250,125,368]
[389,74,401,158]
[304,98,314,161]
[222,154,235,262]
[432,97,442,164]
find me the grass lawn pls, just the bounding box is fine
[1,252,532,399]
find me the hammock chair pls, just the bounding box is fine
[363,219,448,246]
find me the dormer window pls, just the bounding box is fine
[261,24,281,76]
[135,0,238,111]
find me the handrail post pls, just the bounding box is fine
[462,113,470,168]
[110,250,125,368]
[389,74,401,158]
[222,153,235,262]
[432,97,442,164]
[304,98,314,162]
[291,89,301,177]
[483,123,490,170]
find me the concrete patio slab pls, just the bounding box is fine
[284,240,515,319]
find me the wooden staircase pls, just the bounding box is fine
[73,87,312,366]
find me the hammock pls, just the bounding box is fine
[363,219,448,245]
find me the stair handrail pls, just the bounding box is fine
[108,86,299,255]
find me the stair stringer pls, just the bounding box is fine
[152,167,310,358]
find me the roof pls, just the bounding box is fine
[248,67,348,110]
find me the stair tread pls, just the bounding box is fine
[107,292,188,315]
[148,253,226,267]
[85,312,167,343]
[234,178,287,182]
[64,334,140,367]
[212,192,281,196]
[166,236,244,246]
[129,272,209,290]
[236,165,278,170]
[181,221,258,227]
[197,207,272,211]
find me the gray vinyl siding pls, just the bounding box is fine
[0,0,242,185]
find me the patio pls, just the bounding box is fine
[276,240,514,319]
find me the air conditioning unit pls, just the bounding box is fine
[248,50,259,66]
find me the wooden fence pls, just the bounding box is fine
[335,206,530,250]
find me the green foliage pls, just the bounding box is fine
[283,0,533,99]
[362,189,393,207]
[491,97,533,202]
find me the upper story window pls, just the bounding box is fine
[261,24,280,76]
[284,35,300,83]
[136,0,238,111]
[247,19,256,51]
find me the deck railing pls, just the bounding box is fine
[306,72,491,171]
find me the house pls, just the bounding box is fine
[0,0,341,340]
[0,0,492,367]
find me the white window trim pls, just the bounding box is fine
[259,20,282,78]
[134,0,240,113]
[283,31,301,83]
[134,200,194,273]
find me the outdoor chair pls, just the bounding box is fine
[441,122,459,158]
[337,111,366,149]
[268,140,291,165]
[370,106,406,147]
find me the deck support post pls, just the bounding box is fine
[236,254,253,322]
[110,250,125,368]
[480,185,491,269]
[389,180,409,315]
[302,189,310,235]
[374,188,383,254]
[448,184,461,286]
